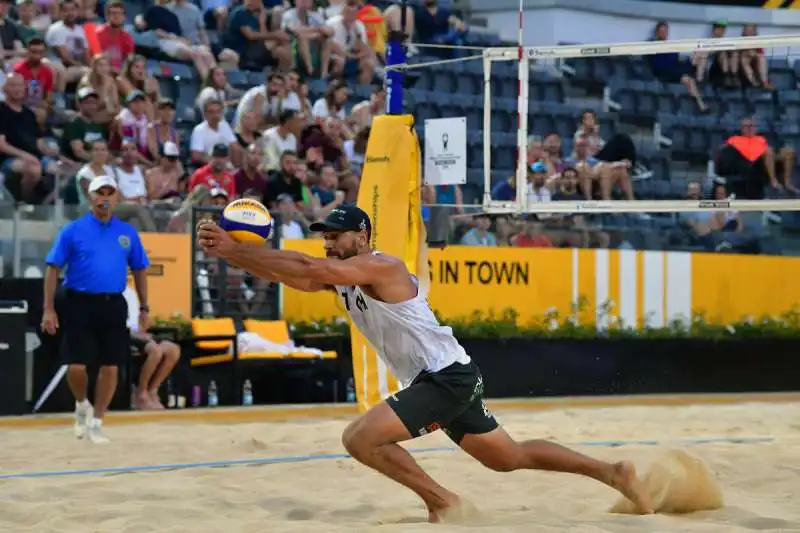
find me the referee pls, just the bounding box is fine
[42,176,150,444]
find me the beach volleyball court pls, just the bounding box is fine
[0,395,798,533]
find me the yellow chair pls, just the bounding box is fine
[191,317,290,367]
[243,319,338,360]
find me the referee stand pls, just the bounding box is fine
[41,176,150,444]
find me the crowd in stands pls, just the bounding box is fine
[0,1,794,255]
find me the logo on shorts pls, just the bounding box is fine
[118,235,131,249]
[481,401,493,419]
[418,421,441,436]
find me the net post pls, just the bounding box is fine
[482,49,493,207]
[515,53,530,214]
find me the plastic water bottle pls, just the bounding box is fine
[242,379,253,406]
[207,381,219,407]
[191,385,201,407]
[346,378,356,403]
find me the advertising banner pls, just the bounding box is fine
[127,233,192,319]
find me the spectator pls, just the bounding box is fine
[166,183,209,232]
[281,70,311,115]
[233,71,285,130]
[226,0,291,71]
[13,37,54,126]
[61,86,107,163]
[0,73,60,203]
[493,215,515,246]
[350,84,384,134]
[526,161,552,205]
[44,0,89,93]
[311,78,349,120]
[190,98,237,166]
[573,110,647,180]
[147,97,180,161]
[263,109,301,171]
[232,110,263,167]
[130,330,181,410]
[202,0,231,33]
[113,138,158,230]
[511,219,554,248]
[0,0,25,66]
[92,1,134,73]
[189,142,237,197]
[328,0,376,84]
[311,162,346,218]
[526,134,543,165]
[717,116,796,196]
[692,21,737,88]
[146,140,183,201]
[15,0,42,46]
[209,185,229,206]
[426,181,464,244]
[680,180,757,253]
[264,150,303,207]
[196,66,239,112]
[541,133,567,176]
[168,0,239,75]
[460,213,496,246]
[117,54,159,118]
[275,192,307,238]
[78,0,103,23]
[649,21,707,113]
[78,53,120,123]
[740,24,772,90]
[490,175,517,201]
[75,138,113,205]
[413,0,467,58]
[234,143,269,198]
[282,0,335,78]
[565,137,619,201]
[113,90,152,165]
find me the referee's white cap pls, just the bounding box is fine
[88,176,118,193]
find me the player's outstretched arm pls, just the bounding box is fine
[224,243,399,286]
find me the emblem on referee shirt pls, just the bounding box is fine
[118,235,131,249]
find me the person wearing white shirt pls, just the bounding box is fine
[233,71,285,130]
[262,109,302,171]
[190,98,238,165]
[327,0,375,84]
[111,139,158,231]
[276,193,307,239]
[281,0,337,78]
[44,0,90,92]
[311,78,349,121]
[75,139,114,206]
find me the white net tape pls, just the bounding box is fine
[479,34,800,214]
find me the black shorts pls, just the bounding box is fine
[387,360,499,445]
[61,290,129,367]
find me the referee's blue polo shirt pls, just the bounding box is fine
[45,213,150,294]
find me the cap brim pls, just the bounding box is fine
[309,221,348,233]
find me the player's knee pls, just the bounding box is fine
[477,446,524,472]
[341,422,368,457]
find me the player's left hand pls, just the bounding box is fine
[197,219,236,257]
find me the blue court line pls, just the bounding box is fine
[0,437,775,481]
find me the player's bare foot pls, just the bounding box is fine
[610,461,654,514]
[134,392,154,410]
[148,391,165,409]
[427,497,478,524]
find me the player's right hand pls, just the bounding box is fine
[41,308,58,335]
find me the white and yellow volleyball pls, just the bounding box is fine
[219,198,273,243]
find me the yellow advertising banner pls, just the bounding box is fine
[128,232,192,319]
[281,244,800,327]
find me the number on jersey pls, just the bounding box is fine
[341,289,368,312]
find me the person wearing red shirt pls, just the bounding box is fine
[92,1,134,72]
[512,219,554,248]
[13,38,55,127]
[188,143,237,198]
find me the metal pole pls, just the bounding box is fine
[385,0,407,115]
[11,206,21,277]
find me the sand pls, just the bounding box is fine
[0,399,799,533]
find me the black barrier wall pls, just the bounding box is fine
[463,338,800,397]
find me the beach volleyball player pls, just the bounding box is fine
[197,205,654,521]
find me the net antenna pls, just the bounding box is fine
[482,33,800,215]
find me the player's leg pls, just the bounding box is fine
[341,380,463,521]
[447,402,654,514]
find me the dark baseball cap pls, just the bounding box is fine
[309,204,371,236]
[211,143,229,157]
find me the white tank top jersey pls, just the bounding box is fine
[334,257,471,387]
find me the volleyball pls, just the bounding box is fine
[219,198,273,243]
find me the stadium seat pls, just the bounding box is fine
[243,320,337,360]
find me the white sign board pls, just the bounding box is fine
[423,117,467,186]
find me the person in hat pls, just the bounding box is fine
[188,142,237,198]
[147,97,180,160]
[42,175,150,443]
[114,89,151,162]
[61,86,109,162]
[196,205,654,521]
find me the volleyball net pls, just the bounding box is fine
[476,33,800,217]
